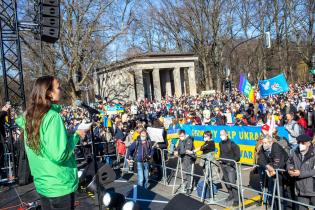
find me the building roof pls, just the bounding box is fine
[96,52,198,74]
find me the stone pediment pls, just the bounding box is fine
[97,53,198,74]
[95,53,198,101]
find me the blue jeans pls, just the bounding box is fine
[137,162,149,189]
[169,143,175,155]
[104,156,113,167]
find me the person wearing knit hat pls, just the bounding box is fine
[296,134,312,144]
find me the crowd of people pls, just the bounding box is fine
[1,79,315,209]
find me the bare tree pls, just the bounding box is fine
[13,0,315,99]
[18,0,134,103]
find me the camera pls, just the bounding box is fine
[143,154,151,162]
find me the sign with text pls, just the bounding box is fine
[167,125,289,164]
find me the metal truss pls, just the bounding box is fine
[0,0,26,108]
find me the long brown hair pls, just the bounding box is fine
[25,75,56,155]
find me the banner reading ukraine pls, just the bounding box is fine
[105,105,125,114]
[167,125,288,164]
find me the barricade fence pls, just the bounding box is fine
[75,139,119,162]
[157,149,315,209]
[1,125,21,183]
[74,138,315,209]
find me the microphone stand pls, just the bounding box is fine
[88,112,102,210]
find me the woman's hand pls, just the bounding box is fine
[186,150,193,155]
[174,151,178,157]
[1,104,11,112]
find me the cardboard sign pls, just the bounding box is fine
[147,127,164,143]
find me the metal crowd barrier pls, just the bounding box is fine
[157,148,167,185]
[157,150,231,208]
[237,162,275,209]
[0,126,20,183]
[121,147,130,175]
[272,168,315,210]
[0,152,14,183]
[236,162,315,210]
[75,138,315,209]
[171,156,196,194]
[157,148,315,209]
[75,139,120,166]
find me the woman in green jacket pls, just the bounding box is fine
[16,76,87,210]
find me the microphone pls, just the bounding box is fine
[75,100,100,115]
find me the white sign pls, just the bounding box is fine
[163,117,173,129]
[201,90,216,96]
[147,127,164,143]
[203,109,211,119]
[224,112,232,124]
[77,122,92,130]
[131,105,138,115]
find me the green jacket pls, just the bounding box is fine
[16,104,80,197]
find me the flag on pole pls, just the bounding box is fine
[239,74,256,103]
[258,73,289,97]
[268,115,276,136]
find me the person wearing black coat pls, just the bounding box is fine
[174,130,195,195]
[287,134,315,210]
[193,131,215,155]
[0,104,10,180]
[257,135,288,208]
[114,122,126,141]
[0,110,7,141]
[127,130,154,189]
[219,129,240,206]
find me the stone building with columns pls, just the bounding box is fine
[94,53,198,101]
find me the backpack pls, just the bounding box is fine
[196,180,219,199]
[277,137,290,154]
[291,122,305,137]
[116,139,126,156]
[219,140,240,162]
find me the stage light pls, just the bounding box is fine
[102,192,111,207]
[122,201,141,210]
[102,191,125,209]
[78,169,84,178]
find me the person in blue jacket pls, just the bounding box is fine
[127,129,154,189]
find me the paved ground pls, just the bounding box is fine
[0,159,271,210]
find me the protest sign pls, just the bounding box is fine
[147,127,164,143]
[167,125,289,164]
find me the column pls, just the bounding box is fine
[165,70,172,97]
[188,66,197,95]
[173,67,182,97]
[152,68,161,100]
[129,72,136,101]
[143,72,152,100]
[135,69,144,100]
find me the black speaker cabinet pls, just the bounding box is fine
[164,193,212,210]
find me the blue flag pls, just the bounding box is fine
[258,73,289,97]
